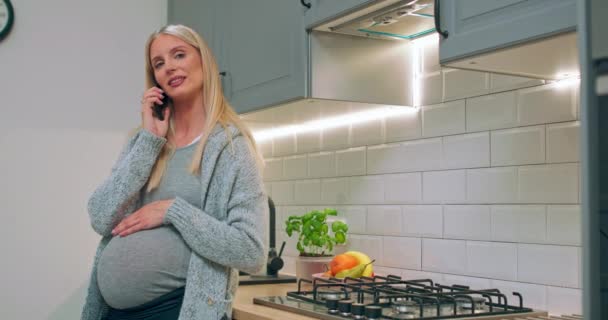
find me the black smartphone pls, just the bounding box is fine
[153,95,169,121]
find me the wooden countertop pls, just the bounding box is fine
[233,283,315,320]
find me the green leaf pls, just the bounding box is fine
[321,224,328,235]
[286,226,293,237]
[324,208,338,216]
[297,242,304,252]
[302,212,313,223]
[303,238,310,246]
[335,231,346,244]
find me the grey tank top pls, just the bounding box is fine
[97,140,202,309]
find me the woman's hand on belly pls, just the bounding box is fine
[112,199,175,237]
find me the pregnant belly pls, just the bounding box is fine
[97,226,191,309]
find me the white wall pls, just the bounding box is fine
[0,1,167,319]
[257,39,582,316]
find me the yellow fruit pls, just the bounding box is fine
[344,251,373,277]
[334,260,375,279]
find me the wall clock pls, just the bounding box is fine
[0,0,14,42]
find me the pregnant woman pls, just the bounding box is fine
[80,24,268,320]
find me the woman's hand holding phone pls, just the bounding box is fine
[141,87,170,138]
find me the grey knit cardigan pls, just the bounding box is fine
[81,124,268,320]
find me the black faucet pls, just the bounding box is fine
[266,197,285,276]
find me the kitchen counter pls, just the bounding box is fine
[233,283,315,320]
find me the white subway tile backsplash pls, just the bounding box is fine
[273,133,296,157]
[401,269,444,284]
[491,125,546,166]
[421,71,443,106]
[443,69,489,101]
[466,241,517,281]
[384,173,422,204]
[402,138,443,172]
[367,143,404,175]
[386,111,421,143]
[546,286,582,316]
[265,182,272,197]
[517,83,577,126]
[367,206,402,236]
[283,155,308,179]
[422,100,466,137]
[296,131,321,154]
[518,163,579,204]
[547,205,581,245]
[352,118,384,147]
[294,180,321,205]
[546,121,580,163]
[272,181,294,205]
[322,126,349,151]
[321,178,349,205]
[444,205,491,241]
[489,74,544,93]
[308,152,336,178]
[517,244,580,287]
[466,91,517,132]
[421,41,440,74]
[349,176,384,204]
[402,205,443,238]
[467,167,517,203]
[422,238,466,274]
[347,235,384,265]
[442,274,492,290]
[423,170,466,204]
[336,147,366,176]
[442,132,490,169]
[264,158,283,181]
[258,139,273,158]
[382,237,421,269]
[491,205,546,244]
[339,206,366,234]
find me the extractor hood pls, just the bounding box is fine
[313,0,435,41]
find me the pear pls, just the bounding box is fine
[335,260,375,279]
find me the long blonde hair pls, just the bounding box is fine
[143,24,263,192]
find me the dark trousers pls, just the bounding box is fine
[104,287,185,320]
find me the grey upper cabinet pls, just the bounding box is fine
[169,0,307,114]
[304,0,371,27]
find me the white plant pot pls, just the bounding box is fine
[295,255,333,281]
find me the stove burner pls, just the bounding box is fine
[325,297,339,314]
[365,305,382,320]
[316,288,346,301]
[456,296,486,313]
[338,299,352,316]
[392,300,418,313]
[351,303,366,319]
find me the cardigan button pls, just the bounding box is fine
[207,297,214,305]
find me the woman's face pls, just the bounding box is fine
[149,34,204,101]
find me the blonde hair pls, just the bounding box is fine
[143,24,263,192]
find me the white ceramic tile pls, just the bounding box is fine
[466,91,517,132]
[346,235,384,265]
[443,69,489,101]
[491,205,546,244]
[422,238,466,274]
[517,82,577,126]
[336,147,366,176]
[373,266,404,277]
[422,170,466,204]
[401,269,444,284]
[491,125,546,166]
[308,151,336,178]
[441,274,492,290]
[547,205,581,246]
[351,117,384,147]
[321,125,349,151]
[263,158,283,181]
[271,181,294,205]
[320,178,349,205]
[546,286,582,316]
[490,280,547,310]
[442,132,490,169]
[546,121,580,163]
[258,139,273,158]
[422,100,466,137]
[421,39,440,74]
[466,167,518,203]
[402,205,443,238]
[384,173,423,204]
[385,111,421,143]
[420,71,443,106]
[489,74,544,93]
[518,163,579,204]
[382,237,422,269]
[444,205,491,240]
[367,206,402,236]
[517,244,579,287]
[264,182,272,198]
[367,143,405,175]
[466,241,517,281]
[273,133,296,157]
[339,206,366,234]
[348,176,384,204]
[294,180,321,205]
[401,138,443,172]
[283,154,308,180]
[296,130,321,154]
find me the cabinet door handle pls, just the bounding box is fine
[300,0,311,9]
[219,71,233,98]
[434,0,449,39]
